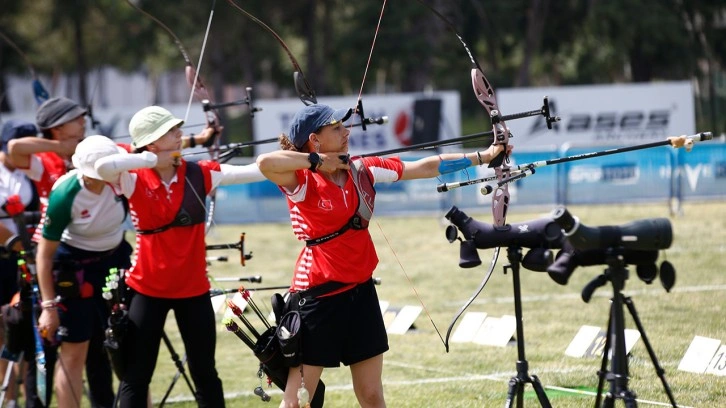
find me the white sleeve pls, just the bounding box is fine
[21,155,46,181]
[95,152,157,183]
[117,172,138,198]
[217,163,266,185]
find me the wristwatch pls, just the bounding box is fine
[308,152,323,172]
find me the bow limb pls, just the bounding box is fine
[187,3,223,234]
[414,0,511,228]
[225,0,317,106]
[413,0,513,351]
[125,0,223,233]
[0,31,49,105]
[444,247,499,352]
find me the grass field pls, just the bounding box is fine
[138,200,725,408]
[28,201,725,407]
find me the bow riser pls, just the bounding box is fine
[126,0,222,233]
[471,69,511,168]
[470,69,511,228]
[492,169,511,228]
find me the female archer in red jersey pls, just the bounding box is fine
[257,103,509,408]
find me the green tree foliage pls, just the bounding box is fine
[1,0,724,133]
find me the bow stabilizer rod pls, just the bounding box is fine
[204,233,253,266]
[436,132,714,193]
[201,95,262,117]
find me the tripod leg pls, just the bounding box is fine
[159,353,190,405]
[595,304,614,408]
[623,298,677,407]
[504,378,520,408]
[159,331,197,407]
[529,375,552,408]
[501,248,552,408]
[0,351,24,408]
[0,359,14,408]
[622,390,638,408]
[514,379,524,408]
[158,359,183,407]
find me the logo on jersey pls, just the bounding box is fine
[318,199,332,211]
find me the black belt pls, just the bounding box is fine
[58,243,118,265]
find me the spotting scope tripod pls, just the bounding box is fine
[583,249,677,408]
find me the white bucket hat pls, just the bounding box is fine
[129,106,184,149]
[72,135,126,179]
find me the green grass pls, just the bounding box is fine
[42,202,726,406]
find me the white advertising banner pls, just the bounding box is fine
[1,91,461,159]
[497,81,695,148]
[252,91,461,156]
[0,104,210,148]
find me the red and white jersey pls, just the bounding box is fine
[43,170,126,251]
[281,156,403,292]
[23,152,70,240]
[22,144,131,241]
[117,160,221,299]
[0,164,35,234]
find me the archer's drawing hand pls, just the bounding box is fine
[319,152,351,173]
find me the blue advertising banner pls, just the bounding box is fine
[214,143,726,224]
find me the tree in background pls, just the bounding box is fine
[0,0,724,134]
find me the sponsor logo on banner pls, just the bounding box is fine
[251,92,461,156]
[498,81,695,148]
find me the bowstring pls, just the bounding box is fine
[355,0,387,108]
[184,0,216,123]
[354,0,446,347]
[180,1,240,291]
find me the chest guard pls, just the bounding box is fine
[136,162,206,235]
[306,159,376,247]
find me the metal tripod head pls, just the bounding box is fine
[581,248,630,303]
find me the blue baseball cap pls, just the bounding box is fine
[289,104,352,150]
[1,120,38,153]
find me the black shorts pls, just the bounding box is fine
[0,254,19,305]
[58,296,101,342]
[55,241,132,343]
[299,279,389,367]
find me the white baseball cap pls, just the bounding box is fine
[72,135,126,179]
